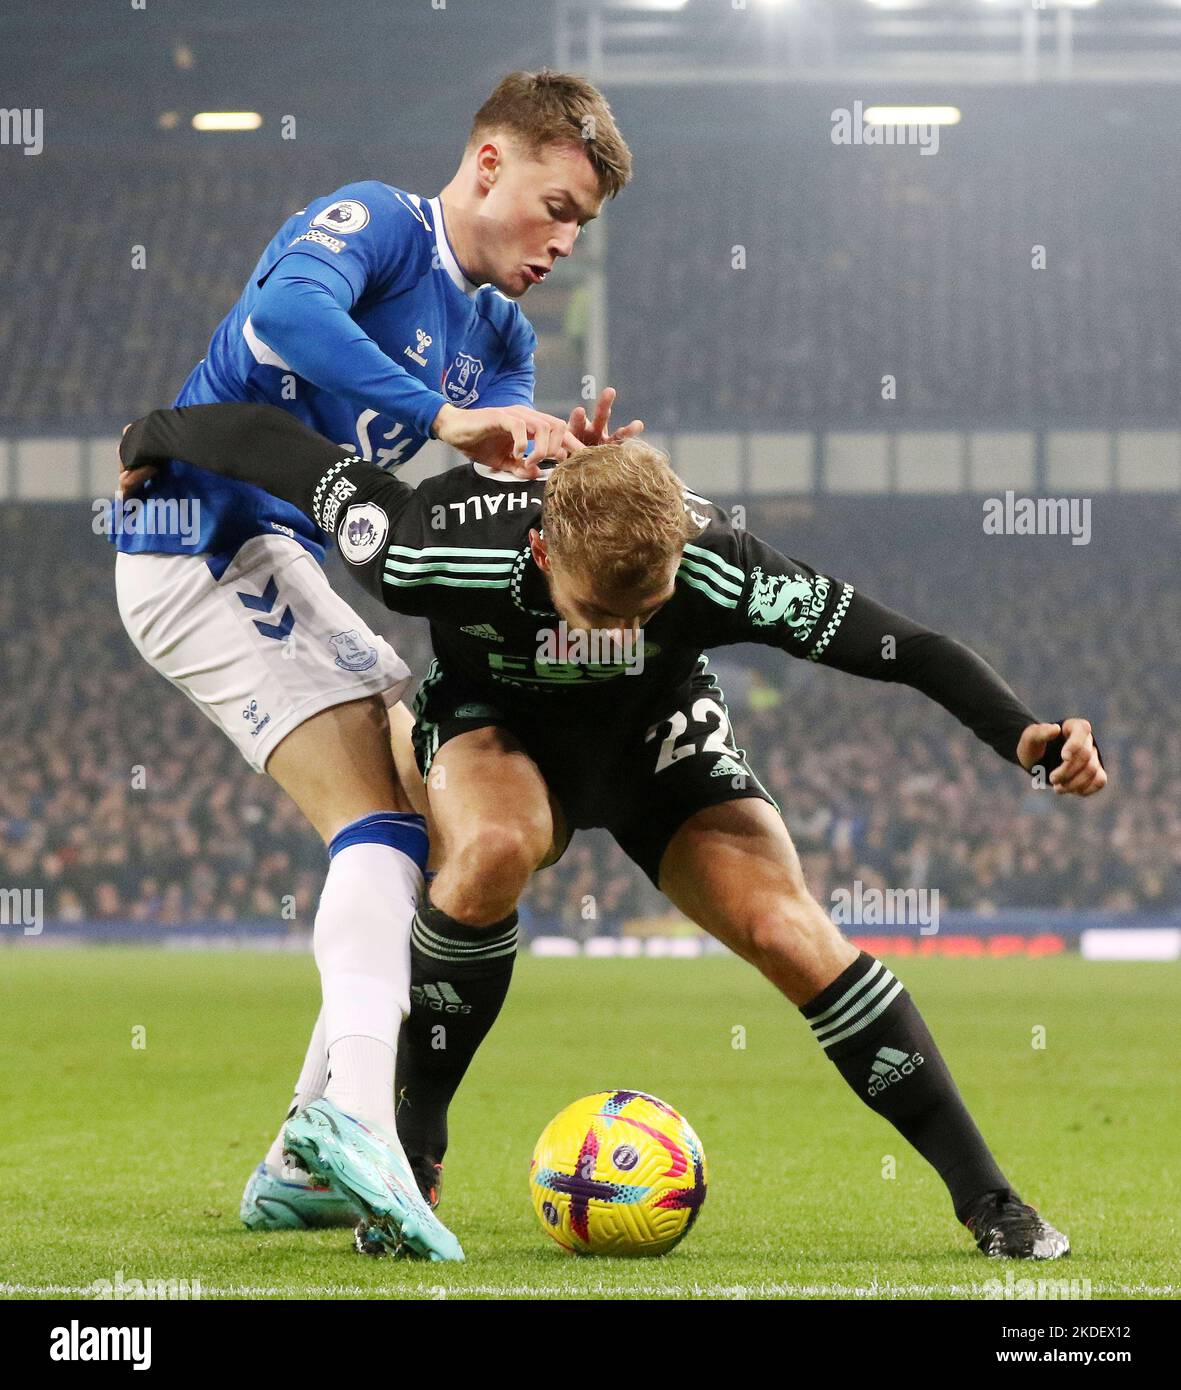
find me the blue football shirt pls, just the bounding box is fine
[115,182,537,568]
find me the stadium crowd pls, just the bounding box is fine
[4,116,1181,433]
[608,138,1181,430]
[2,497,1176,936]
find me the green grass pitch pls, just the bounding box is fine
[0,949,1175,1301]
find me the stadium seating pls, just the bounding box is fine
[4,123,1181,432]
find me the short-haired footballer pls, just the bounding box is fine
[121,401,1106,1261]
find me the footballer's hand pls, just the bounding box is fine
[118,420,157,495]
[1018,718,1107,796]
[432,403,584,479]
[566,386,644,448]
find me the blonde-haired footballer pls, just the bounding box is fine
[121,402,1105,1261]
[112,71,639,1260]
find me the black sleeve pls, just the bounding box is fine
[119,402,428,606]
[693,516,1062,771]
[814,588,1043,769]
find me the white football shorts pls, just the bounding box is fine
[116,533,411,773]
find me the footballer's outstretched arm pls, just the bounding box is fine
[810,585,1102,792]
[119,401,429,607]
[699,521,1105,794]
[252,258,579,469]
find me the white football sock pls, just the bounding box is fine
[314,837,421,1133]
[264,1009,328,1177]
[324,1035,398,1134]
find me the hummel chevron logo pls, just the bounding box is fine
[236,575,295,642]
[868,1045,924,1096]
[236,575,279,612]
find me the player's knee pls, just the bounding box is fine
[742,888,833,967]
[447,821,547,907]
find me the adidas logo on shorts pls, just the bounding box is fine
[867,1045,924,1096]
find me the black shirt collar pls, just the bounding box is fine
[509,545,557,619]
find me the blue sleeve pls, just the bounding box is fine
[270,183,418,306]
[476,316,537,409]
[251,253,449,440]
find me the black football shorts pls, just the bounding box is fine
[411,660,776,887]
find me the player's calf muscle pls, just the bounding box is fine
[661,802,857,1003]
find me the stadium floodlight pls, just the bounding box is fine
[191,112,263,132]
[864,105,962,126]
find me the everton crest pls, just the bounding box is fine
[328,630,379,673]
[442,353,484,407]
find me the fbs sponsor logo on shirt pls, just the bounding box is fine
[339,503,389,565]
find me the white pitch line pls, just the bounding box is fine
[2,1281,1178,1299]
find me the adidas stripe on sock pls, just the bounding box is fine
[410,911,518,966]
[805,956,904,1053]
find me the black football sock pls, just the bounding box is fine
[801,951,1009,1220]
[394,896,518,1163]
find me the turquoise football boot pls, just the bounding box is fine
[239,1162,359,1230]
[283,1099,465,1262]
